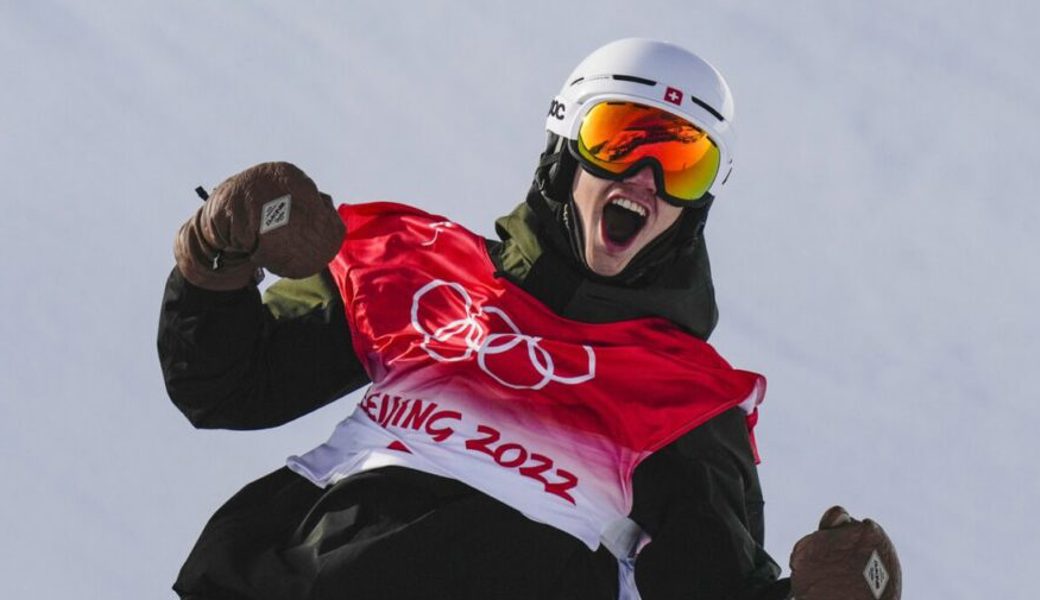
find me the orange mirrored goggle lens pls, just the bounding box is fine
[575,102,721,202]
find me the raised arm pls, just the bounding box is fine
[631,407,792,599]
[157,162,368,429]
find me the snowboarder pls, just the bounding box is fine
[159,38,899,599]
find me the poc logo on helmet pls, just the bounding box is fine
[547,99,566,120]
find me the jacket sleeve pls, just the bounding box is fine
[631,407,791,600]
[157,267,371,430]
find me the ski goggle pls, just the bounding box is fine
[568,101,721,206]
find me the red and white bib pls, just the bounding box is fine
[288,202,765,554]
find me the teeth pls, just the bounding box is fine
[610,198,648,218]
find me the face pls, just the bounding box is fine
[571,165,684,276]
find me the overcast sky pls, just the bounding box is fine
[1,1,1038,598]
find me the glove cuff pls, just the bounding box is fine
[174,212,260,291]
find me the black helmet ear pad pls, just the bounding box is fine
[536,133,579,207]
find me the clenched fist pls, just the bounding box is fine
[790,506,901,600]
[174,162,345,290]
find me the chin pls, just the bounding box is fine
[586,252,629,277]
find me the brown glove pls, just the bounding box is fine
[790,506,901,600]
[174,162,345,290]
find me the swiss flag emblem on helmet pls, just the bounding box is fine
[664,87,683,105]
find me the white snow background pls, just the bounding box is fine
[1,1,1037,598]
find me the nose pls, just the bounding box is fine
[623,166,657,195]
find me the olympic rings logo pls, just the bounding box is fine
[410,279,596,390]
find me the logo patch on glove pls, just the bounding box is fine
[260,194,292,234]
[863,549,890,599]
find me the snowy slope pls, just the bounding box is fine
[1,1,1037,598]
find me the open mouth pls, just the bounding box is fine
[602,198,648,247]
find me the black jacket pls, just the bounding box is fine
[159,220,790,599]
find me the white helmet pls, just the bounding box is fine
[544,38,736,201]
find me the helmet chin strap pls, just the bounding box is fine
[560,200,588,270]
